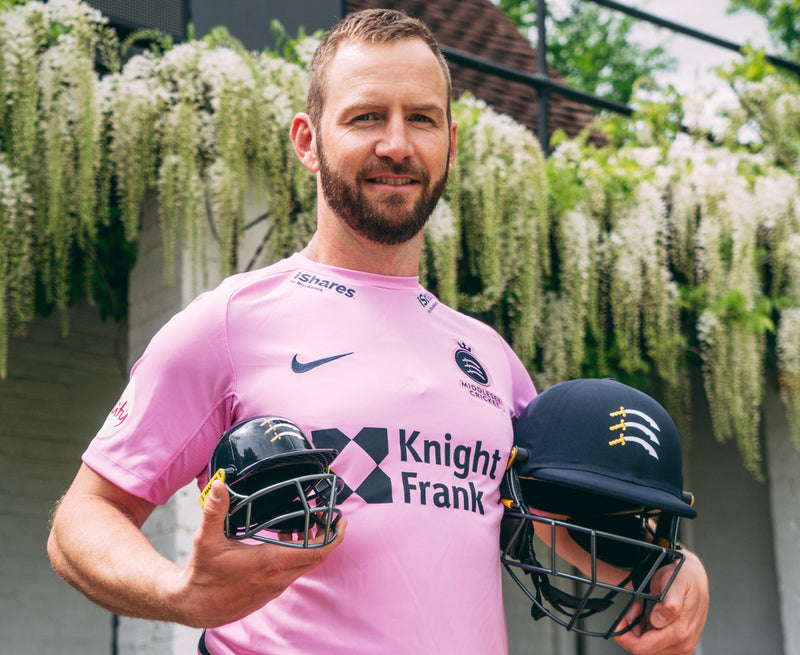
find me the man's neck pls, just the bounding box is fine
[307,219,423,277]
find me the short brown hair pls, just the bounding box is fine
[306,8,452,128]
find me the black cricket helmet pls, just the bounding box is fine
[501,378,697,638]
[199,416,342,548]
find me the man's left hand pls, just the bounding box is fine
[614,548,709,655]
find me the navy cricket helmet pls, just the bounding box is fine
[199,416,342,548]
[501,378,696,638]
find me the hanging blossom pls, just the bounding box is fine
[421,200,458,308]
[0,156,34,379]
[34,0,105,28]
[693,153,767,478]
[103,52,162,239]
[720,63,800,167]
[777,230,800,448]
[778,307,800,450]
[534,292,573,392]
[711,64,800,463]
[751,169,797,230]
[608,180,672,376]
[554,207,600,379]
[542,141,610,385]
[452,95,546,322]
[752,171,800,298]
[99,31,321,283]
[0,8,36,74]
[291,35,320,68]
[447,96,547,373]
[35,15,107,317]
[197,46,255,106]
[659,142,705,283]
[251,53,314,260]
[458,98,523,292]
[0,0,114,378]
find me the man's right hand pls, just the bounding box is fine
[48,466,345,629]
[170,479,346,628]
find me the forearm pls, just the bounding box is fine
[48,466,346,629]
[47,467,187,623]
[531,516,631,584]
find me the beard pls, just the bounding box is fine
[316,132,449,246]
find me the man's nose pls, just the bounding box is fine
[374,116,414,161]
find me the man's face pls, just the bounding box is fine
[314,39,456,246]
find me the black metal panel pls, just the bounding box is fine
[84,0,342,52]
[190,0,341,51]
[85,0,189,40]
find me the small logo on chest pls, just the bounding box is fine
[291,352,354,373]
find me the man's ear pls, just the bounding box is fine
[447,120,458,173]
[290,112,319,173]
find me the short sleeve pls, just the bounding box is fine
[82,289,239,504]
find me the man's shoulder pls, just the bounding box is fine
[195,256,301,304]
[432,297,503,339]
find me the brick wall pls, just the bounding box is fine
[1,302,127,653]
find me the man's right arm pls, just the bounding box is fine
[47,464,346,628]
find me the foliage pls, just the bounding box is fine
[1,1,800,478]
[715,48,800,454]
[716,48,800,167]
[438,96,549,367]
[0,0,120,377]
[727,0,800,61]
[497,0,675,104]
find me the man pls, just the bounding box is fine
[47,9,708,654]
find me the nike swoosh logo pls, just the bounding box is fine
[291,352,354,373]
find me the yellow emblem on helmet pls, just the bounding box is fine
[199,468,226,508]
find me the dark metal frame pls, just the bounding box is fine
[438,0,799,155]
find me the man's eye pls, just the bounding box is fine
[411,114,432,123]
[354,113,376,122]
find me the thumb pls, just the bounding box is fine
[200,479,230,532]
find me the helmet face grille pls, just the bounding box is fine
[205,416,343,548]
[500,510,685,638]
[225,471,342,547]
[228,461,333,533]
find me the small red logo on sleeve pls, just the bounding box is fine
[96,378,136,440]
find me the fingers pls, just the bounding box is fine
[244,519,347,596]
[647,563,682,629]
[614,550,709,655]
[177,513,346,628]
[272,518,347,560]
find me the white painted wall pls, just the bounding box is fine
[765,387,800,655]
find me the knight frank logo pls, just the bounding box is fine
[607,406,662,459]
[312,427,393,504]
[311,426,504,515]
